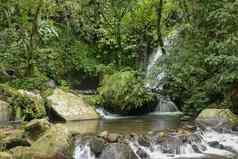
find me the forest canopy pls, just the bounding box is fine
[0,0,238,116]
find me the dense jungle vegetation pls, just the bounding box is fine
[0,0,238,118]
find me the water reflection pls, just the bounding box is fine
[65,116,180,135]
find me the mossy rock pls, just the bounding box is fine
[0,84,46,121]
[196,109,238,128]
[98,71,157,115]
[10,146,35,159]
[24,119,51,141]
[31,124,72,158]
[0,129,30,150]
[47,89,99,121]
[0,152,13,159]
[9,125,73,159]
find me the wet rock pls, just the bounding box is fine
[208,141,224,149]
[0,100,11,122]
[191,144,203,153]
[47,89,99,121]
[24,119,50,141]
[88,137,106,157]
[196,109,238,129]
[136,147,149,159]
[107,133,121,143]
[232,125,238,131]
[138,135,150,147]
[99,143,138,159]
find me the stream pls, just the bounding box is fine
[65,115,181,135]
[72,116,238,159]
[72,30,238,159]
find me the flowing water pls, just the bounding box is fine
[129,128,238,159]
[73,30,238,159]
[74,126,238,159]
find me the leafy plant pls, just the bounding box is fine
[98,71,157,115]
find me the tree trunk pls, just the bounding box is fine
[26,0,42,76]
[156,0,166,55]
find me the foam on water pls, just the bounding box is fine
[129,128,238,159]
[74,143,95,159]
[74,127,238,159]
[96,107,182,119]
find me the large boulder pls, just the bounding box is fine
[47,89,99,121]
[6,124,72,159]
[0,100,11,122]
[30,124,72,158]
[196,109,238,129]
[99,143,138,159]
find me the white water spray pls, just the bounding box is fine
[129,128,238,159]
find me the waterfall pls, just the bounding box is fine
[145,31,181,115]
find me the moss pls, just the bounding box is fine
[0,84,46,121]
[31,124,72,158]
[197,109,238,127]
[0,152,13,159]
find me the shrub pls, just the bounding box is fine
[98,71,157,115]
[0,84,46,121]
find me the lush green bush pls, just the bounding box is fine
[7,74,49,92]
[161,0,238,115]
[0,84,46,121]
[98,71,157,115]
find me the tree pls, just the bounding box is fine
[156,0,166,54]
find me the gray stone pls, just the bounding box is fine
[196,109,238,129]
[99,143,138,159]
[88,137,106,157]
[107,133,121,143]
[0,100,11,122]
[47,89,99,121]
[138,135,150,147]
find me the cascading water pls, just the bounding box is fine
[74,143,95,159]
[145,31,182,115]
[74,127,238,159]
[129,128,238,159]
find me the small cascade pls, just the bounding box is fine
[129,128,238,159]
[149,95,182,116]
[96,107,129,119]
[74,143,95,159]
[73,127,238,159]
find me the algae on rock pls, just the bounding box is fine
[0,84,46,121]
